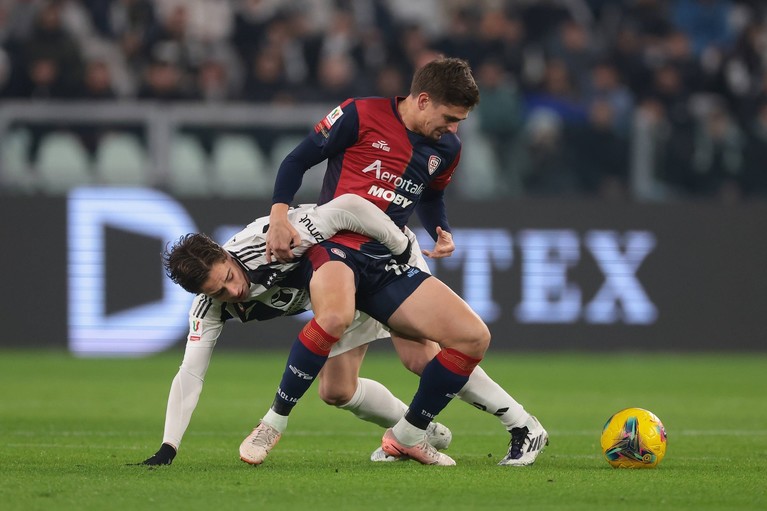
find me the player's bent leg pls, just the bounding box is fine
[380,278,490,464]
[320,344,454,462]
[255,260,356,465]
[386,277,490,359]
[309,261,357,338]
[391,334,439,374]
[318,345,367,407]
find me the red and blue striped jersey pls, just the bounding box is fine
[273,96,462,255]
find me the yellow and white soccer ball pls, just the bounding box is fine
[600,407,667,468]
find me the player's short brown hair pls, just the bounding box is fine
[163,233,228,293]
[410,57,480,109]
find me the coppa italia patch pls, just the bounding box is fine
[314,105,344,135]
[189,319,201,341]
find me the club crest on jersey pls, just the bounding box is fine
[428,155,441,175]
[270,288,294,308]
[330,247,347,259]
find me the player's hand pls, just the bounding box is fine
[391,238,413,265]
[141,443,177,466]
[266,204,301,263]
[421,227,454,259]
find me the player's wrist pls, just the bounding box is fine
[269,203,291,221]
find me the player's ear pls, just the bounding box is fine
[417,93,430,110]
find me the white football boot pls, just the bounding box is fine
[498,415,548,466]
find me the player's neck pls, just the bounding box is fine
[397,96,419,134]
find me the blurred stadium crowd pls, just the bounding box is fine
[1,0,766,201]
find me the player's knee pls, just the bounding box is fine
[318,381,354,407]
[399,353,430,375]
[456,320,491,360]
[313,311,354,339]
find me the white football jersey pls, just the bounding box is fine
[183,194,408,347]
[161,195,418,450]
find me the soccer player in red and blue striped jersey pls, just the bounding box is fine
[244,58,546,466]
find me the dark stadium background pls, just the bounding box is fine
[1,0,766,355]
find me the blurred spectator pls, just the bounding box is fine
[0,0,764,202]
[584,61,635,136]
[20,1,84,98]
[7,2,85,167]
[372,63,406,98]
[231,0,278,61]
[194,57,233,102]
[689,100,745,200]
[626,0,674,40]
[513,109,580,196]
[608,25,653,98]
[79,59,117,101]
[518,0,580,46]
[434,6,482,67]
[525,59,588,126]
[643,64,697,194]
[136,58,190,100]
[661,30,706,94]
[570,99,630,198]
[723,20,767,123]
[143,3,192,70]
[317,9,360,63]
[671,0,734,58]
[168,0,234,44]
[484,10,527,82]
[475,59,525,194]
[741,101,767,198]
[302,52,368,103]
[72,58,133,161]
[392,23,435,76]
[242,45,294,103]
[548,19,601,94]
[254,10,310,88]
[100,0,157,75]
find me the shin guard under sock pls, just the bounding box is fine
[271,319,338,415]
[404,348,481,429]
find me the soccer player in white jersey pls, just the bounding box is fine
[141,194,546,467]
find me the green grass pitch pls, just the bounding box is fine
[1,349,765,510]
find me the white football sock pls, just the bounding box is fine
[262,408,289,433]
[336,377,408,428]
[456,366,530,430]
[392,417,426,446]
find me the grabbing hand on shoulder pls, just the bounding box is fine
[266,203,301,263]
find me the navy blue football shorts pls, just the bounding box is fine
[301,240,430,323]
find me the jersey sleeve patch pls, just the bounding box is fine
[315,105,344,137]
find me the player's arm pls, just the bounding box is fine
[141,300,224,465]
[415,187,454,259]
[309,194,410,260]
[268,101,360,263]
